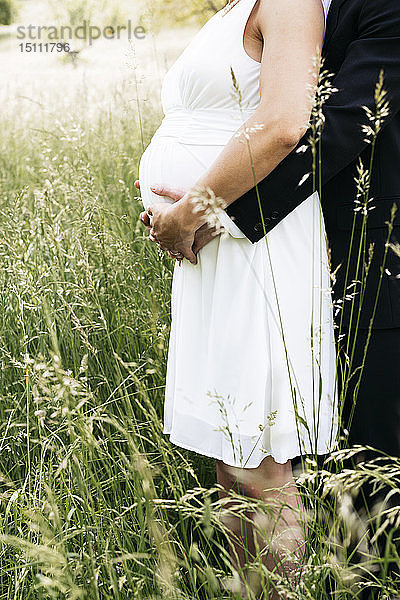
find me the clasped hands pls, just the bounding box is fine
[134,180,218,265]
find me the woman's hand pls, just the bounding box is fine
[136,180,187,242]
[135,179,216,264]
[146,198,202,264]
[136,180,195,262]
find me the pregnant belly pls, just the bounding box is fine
[138,137,225,211]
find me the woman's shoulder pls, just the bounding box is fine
[256,0,325,18]
[255,0,325,33]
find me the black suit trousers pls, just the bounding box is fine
[340,327,400,458]
[293,328,400,596]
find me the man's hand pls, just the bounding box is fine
[193,222,218,255]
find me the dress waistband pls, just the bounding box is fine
[151,106,255,146]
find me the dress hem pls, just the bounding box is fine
[163,429,338,469]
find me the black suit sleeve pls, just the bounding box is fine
[226,0,400,242]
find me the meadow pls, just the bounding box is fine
[0,2,399,599]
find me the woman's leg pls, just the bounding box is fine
[216,455,308,598]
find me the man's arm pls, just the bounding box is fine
[226,0,400,242]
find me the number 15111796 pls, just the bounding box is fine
[19,43,70,53]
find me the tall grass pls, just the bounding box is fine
[0,45,399,600]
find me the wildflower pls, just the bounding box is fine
[307,54,337,142]
[388,241,400,258]
[189,185,229,236]
[362,70,390,143]
[235,122,265,142]
[230,66,243,108]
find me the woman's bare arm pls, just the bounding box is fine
[149,0,325,262]
[193,0,325,204]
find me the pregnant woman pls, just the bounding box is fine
[138,0,338,592]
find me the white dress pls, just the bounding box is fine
[139,0,338,468]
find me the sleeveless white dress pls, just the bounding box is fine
[139,0,338,468]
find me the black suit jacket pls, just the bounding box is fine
[226,0,400,329]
